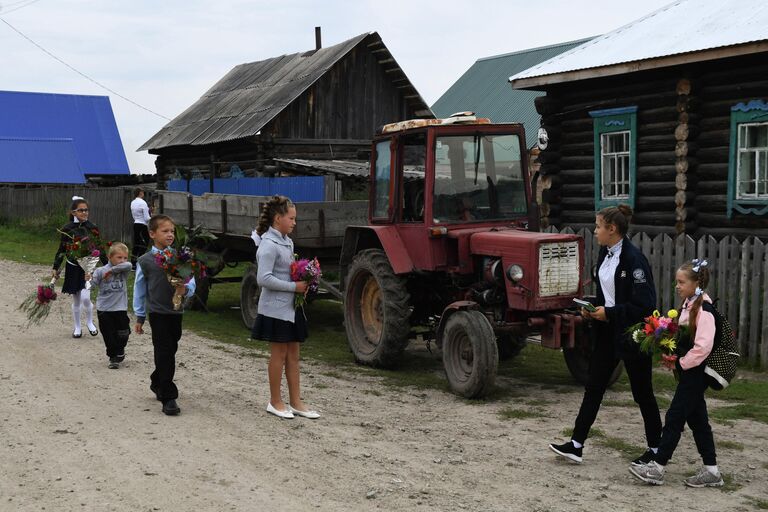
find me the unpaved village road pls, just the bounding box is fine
[1,259,766,512]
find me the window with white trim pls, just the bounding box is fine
[600,131,631,200]
[735,123,768,199]
[589,106,637,210]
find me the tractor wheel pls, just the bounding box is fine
[563,321,624,387]
[442,310,498,398]
[240,264,260,330]
[497,333,528,361]
[344,249,411,367]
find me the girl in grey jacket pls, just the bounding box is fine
[251,196,319,420]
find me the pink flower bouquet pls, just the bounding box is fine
[290,256,322,308]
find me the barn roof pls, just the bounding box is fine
[510,0,768,89]
[432,38,593,147]
[0,90,130,182]
[139,32,430,152]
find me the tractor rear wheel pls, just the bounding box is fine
[344,249,411,367]
[442,310,498,398]
[240,264,260,330]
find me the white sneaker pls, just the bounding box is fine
[289,405,320,419]
[266,402,294,419]
[684,467,724,488]
[629,461,665,485]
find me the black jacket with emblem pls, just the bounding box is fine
[594,236,656,358]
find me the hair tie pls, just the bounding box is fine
[72,195,84,201]
[251,229,261,248]
[692,258,708,273]
[694,286,703,297]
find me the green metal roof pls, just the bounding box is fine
[432,37,595,148]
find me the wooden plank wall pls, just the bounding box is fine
[0,186,135,242]
[549,226,767,368]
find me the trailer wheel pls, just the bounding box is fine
[240,265,260,330]
[189,277,210,311]
[563,321,623,386]
[497,333,528,361]
[442,310,498,398]
[344,249,411,367]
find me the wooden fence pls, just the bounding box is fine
[548,227,768,368]
[0,186,137,242]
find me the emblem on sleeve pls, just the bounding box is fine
[633,268,646,282]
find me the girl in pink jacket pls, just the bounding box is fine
[630,259,723,488]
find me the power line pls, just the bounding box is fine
[0,0,42,15]
[0,16,171,121]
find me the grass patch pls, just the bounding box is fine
[745,496,768,509]
[720,473,742,493]
[598,436,642,457]
[362,389,382,396]
[717,440,745,451]
[498,407,548,420]
[561,427,605,439]
[0,220,62,265]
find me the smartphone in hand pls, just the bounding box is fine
[573,298,597,312]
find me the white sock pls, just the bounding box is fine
[81,289,96,331]
[71,294,82,334]
[571,440,583,449]
[650,447,658,454]
[705,465,719,475]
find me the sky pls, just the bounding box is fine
[0,0,674,173]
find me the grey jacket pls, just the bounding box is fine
[92,261,132,312]
[257,227,297,322]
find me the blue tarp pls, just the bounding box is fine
[0,90,130,183]
[167,177,327,202]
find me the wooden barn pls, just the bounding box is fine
[139,31,432,188]
[510,0,768,238]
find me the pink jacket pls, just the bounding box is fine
[678,293,716,370]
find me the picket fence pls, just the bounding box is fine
[547,227,768,368]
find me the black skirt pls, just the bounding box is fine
[61,261,86,295]
[251,308,308,343]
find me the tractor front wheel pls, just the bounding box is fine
[442,310,498,398]
[344,249,411,367]
[240,264,260,330]
[563,320,623,386]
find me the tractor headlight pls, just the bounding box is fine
[506,264,524,283]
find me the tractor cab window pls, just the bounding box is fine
[400,133,426,222]
[433,133,526,223]
[372,139,392,219]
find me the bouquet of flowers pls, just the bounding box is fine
[154,225,217,310]
[290,256,322,308]
[60,227,107,290]
[19,278,58,327]
[627,309,684,369]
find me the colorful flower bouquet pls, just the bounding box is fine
[627,309,685,370]
[154,225,218,310]
[290,256,322,308]
[60,227,108,290]
[19,278,58,327]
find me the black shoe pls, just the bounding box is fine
[150,385,162,401]
[162,399,180,416]
[72,331,82,339]
[549,441,583,464]
[108,358,119,369]
[116,353,125,362]
[631,449,656,466]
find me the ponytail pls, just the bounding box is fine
[597,203,633,236]
[256,195,294,237]
[677,260,711,336]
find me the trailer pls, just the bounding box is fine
[156,190,367,326]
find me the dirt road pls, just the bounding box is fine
[1,259,766,511]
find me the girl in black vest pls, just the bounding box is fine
[549,204,662,464]
[52,197,102,338]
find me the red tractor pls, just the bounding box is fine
[340,114,613,398]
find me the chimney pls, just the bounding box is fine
[315,27,322,50]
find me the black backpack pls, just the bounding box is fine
[701,302,739,390]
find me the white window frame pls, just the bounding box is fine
[735,122,768,200]
[600,130,631,200]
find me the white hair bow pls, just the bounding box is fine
[251,229,261,248]
[692,258,708,273]
[72,195,84,201]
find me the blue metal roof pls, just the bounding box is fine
[432,38,595,148]
[0,90,129,183]
[0,137,85,184]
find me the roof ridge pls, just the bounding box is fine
[475,37,597,62]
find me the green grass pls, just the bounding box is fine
[599,436,642,457]
[498,407,548,420]
[0,218,63,265]
[745,496,768,510]
[717,440,745,451]
[561,427,605,439]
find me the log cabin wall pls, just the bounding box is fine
[535,52,768,239]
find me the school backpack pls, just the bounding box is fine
[701,301,739,390]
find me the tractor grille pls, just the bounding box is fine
[538,241,580,297]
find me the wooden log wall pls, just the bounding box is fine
[535,53,768,238]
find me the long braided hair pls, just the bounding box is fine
[255,195,294,236]
[678,260,711,337]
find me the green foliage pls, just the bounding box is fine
[498,407,548,420]
[744,496,768,510]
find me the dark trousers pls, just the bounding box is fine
[97,310,130,358]
[656,364,716,466]
[131,223,150,266]
[148,313,183,403]
[572,336,662,446]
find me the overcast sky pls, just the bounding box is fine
[0,0,673,173]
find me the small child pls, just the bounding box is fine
[132,214,195,416]
[630,259,724,487]
[89,243,133,369]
